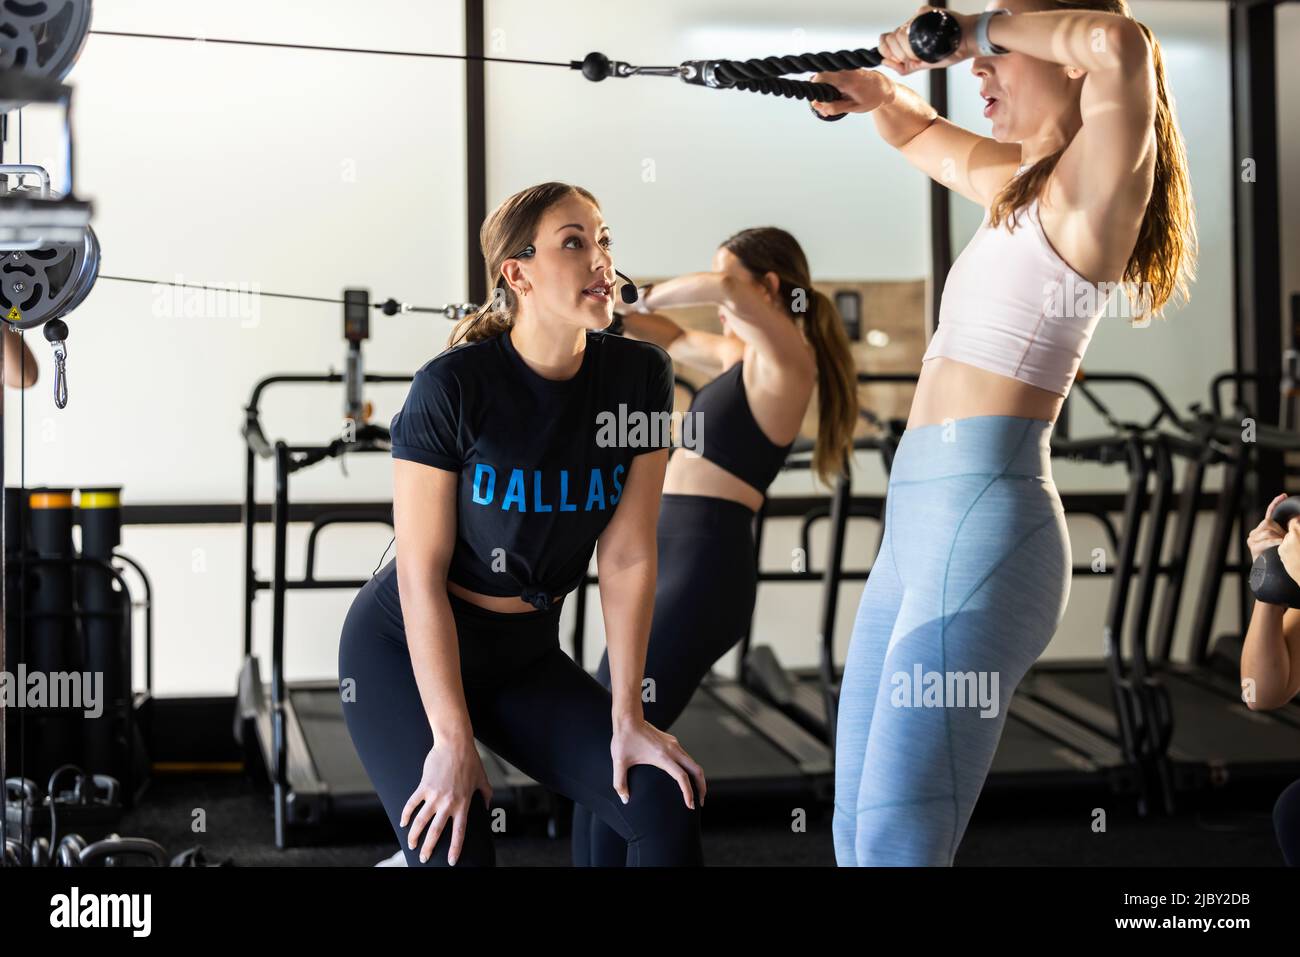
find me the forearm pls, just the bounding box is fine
[598,553,657,725]
[868,71,938,150]
[397,580,474,741]
[1241,602,1294,709]
[619,310,685,352]
[985,9,1144,73]
[640,272,726,312]
[646,272,784,355]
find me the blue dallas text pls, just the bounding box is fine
[470,463,625,511]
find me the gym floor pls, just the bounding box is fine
[122,774,1283,867]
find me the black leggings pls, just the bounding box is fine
[1276,779,1300,865]
[338,558,702,866]
[571,493,759,866]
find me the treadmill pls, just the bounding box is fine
[1141,398,1300,785]
[233,296,543,848]
[1160,375,1300,729]
[568,568,834,804]
[1023,374,1300,810]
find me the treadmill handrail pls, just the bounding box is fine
[242,372,415,459]
[1071,371,1188,436]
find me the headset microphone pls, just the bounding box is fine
[614,269,639,304]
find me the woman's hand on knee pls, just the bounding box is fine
[610,718,707,810]
[400,737,492,865]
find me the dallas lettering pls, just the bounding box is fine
[470,464,625,511]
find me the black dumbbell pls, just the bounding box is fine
[79,835,168,867]
[4,839,25,867]
[55,833,87,867]
[1249,495,1300,607]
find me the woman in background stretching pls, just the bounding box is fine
[572,226,858,865]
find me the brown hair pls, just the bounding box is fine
[721,227,857,488]
[448,182,600,348]
[987,0,1197,319]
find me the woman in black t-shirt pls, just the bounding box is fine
[338,182,704,866]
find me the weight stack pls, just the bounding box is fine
[3,487,31,782]
[77,487,125,783]
[25,487,81,785]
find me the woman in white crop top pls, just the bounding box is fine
[810,0,1197,866]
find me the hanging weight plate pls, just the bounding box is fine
[0,0,94,113]
[1,219,98,330]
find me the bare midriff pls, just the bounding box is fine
[662,449,764,513]
[907,357,1064,429]
[446,579,542,614]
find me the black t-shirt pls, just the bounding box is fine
[389,327,675,610]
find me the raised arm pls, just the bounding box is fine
[639,271,811,379]
[980,7,1157,218]
[812,4,1157,226]
[811,65,1020,207]
[617,308,736,374]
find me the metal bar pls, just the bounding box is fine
[249,577,379,591]
[55,489,1229,528]
[927,0,952,335]
[1152,448,1210,662]
[735,498,770,678]
[1188,433,1249,663]
[242,447,257,659]
[111,552,155,695]
[1230,0,1282,529]
[466,0,487,305]
[271,442,292,848]
[818,469,852,752]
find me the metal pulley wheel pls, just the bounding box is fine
[0,0,94,113]
[0,182,99,329]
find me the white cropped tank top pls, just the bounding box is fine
[923,191,1113,398]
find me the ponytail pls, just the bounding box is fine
[803,290,858,488]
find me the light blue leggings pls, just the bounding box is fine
[834,415,1071,866]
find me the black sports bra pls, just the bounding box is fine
[684,361,794,494]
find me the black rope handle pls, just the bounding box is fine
[574,10,962,121]
[723,74,845,103]
[709,50,885,114]
[713,10,960,120]
[713,48,885,93]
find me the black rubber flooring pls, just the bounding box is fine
[109,772,1289,867]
